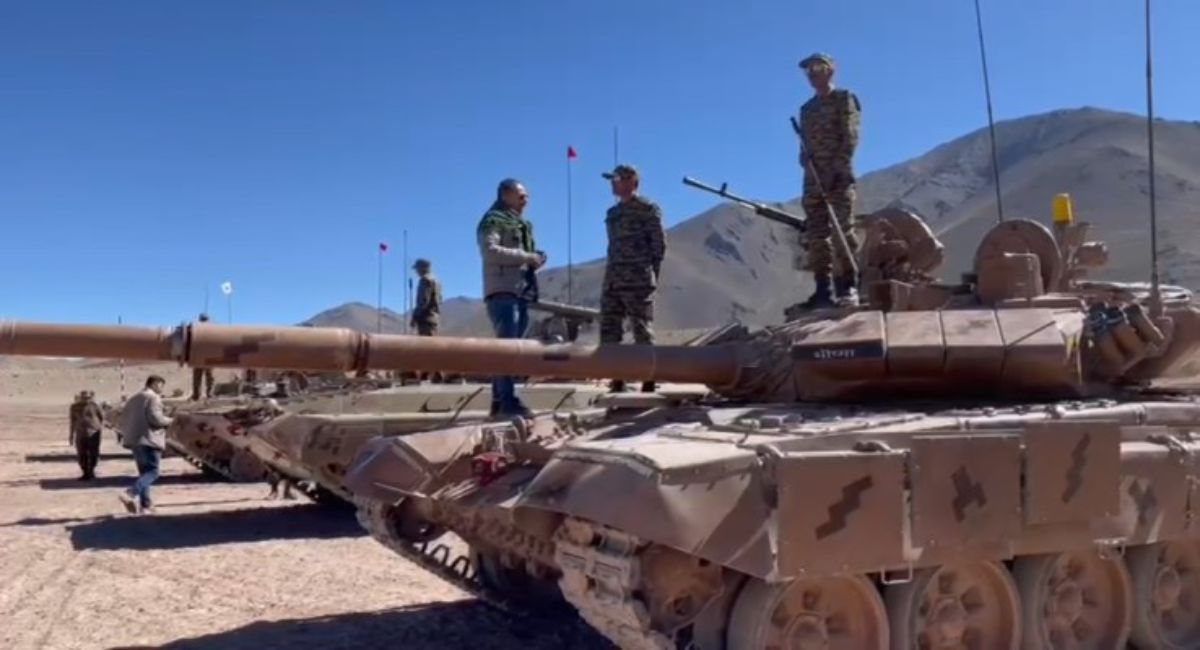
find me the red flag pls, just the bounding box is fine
[379,242,388,253]
[567,145,577,159]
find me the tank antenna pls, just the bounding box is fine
[1144,0,1163,318]
[972,0,1004,223]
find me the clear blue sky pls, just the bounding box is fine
[2,1,1197,326]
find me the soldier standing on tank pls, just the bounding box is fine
[797,52,862,309]
[410,258,443,382]
[600,164,666,393]
[69,390,105,479]
[191,313,215,400]
[477,178,546,416]
[410,259,442,336]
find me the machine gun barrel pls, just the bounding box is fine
[0,320,740,387]
[682,176,806,232]
[528,300,600,323]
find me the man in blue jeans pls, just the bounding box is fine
[117,375,173,514]
[476,178,546,417]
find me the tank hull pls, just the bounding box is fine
[345,398,1200,649]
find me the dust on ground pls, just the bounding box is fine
[0,364,610,649]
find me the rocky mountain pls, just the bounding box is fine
[308,108,1200,335]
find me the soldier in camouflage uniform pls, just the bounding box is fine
[797,52,862,308]
[600,164,666,392]
[410,258,443,383]
[410,258,442,336]
[69,390,105,480]
[191,312,215,400]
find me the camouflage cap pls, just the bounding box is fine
[799,52,835,70]
[413,258,431,269]
[601,164,639,181]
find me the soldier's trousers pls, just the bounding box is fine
[600,289,655,345]
[192,367,213,400]
[75,431,101,478]
[801,178,859,281]
[414,322,441,381]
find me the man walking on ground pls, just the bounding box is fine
[118,375,173,514]
[600,164,666,393]
[69,390,105,480]
[796,52,862,308]
[191,313,215,400]
[476,178,546,417]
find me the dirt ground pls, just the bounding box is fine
[0,362,609,650]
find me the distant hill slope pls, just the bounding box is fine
[306,108,1200,334]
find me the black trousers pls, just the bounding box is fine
[75,431,101,477]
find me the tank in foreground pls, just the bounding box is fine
[340,207,1200,650]
[5,205,1200,648]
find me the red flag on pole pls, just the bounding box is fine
[379,242,389,253]
[567,145,577,159]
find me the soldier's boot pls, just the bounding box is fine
[609,379,627,393]
[640,381,657,393]
[834,275,860,307]
[799,276,834,310]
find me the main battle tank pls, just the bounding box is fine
[5,205,1200,649]
[227,382,613,503]
[162,370,615,499]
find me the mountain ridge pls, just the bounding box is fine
[304,107,1200,335]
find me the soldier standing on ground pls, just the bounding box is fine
[477,178,546,416]
[797,52,862,308]
[600,164,666,393]
[68,390,105,479]
[191,313,215,400]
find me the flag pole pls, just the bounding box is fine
[377,244,384,334]
[117,314,125,400]
[402,230,409,334]
[567,148,574,304]
[220,281,233,324]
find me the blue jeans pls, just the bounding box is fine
[131,445,162,508]
[486,295,529,414]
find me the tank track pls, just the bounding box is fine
[555,520,677,650]
[355,499,508,610]
[178,451,235,481]
[178,449,340,506]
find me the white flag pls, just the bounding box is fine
[220,281,233,296]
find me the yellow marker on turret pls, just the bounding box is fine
[1052,193,1074,225]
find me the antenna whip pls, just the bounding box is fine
[972,0,1004,223]
[1144,0,1163,317]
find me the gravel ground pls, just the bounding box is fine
[0,381,611,649]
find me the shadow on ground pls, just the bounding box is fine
[0,473,218,491]
[24,451,129,463]
[115,601,612,650]
[0,515,99,528]
[69,503,362,551]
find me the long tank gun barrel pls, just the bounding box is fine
[0,320,739,387]
[682,176,807,232]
